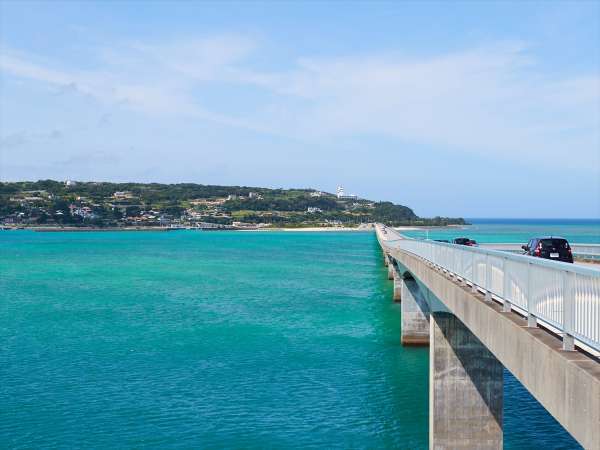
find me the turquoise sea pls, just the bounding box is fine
[0,223,589,448]
[404,218,600,244]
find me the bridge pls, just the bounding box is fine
[393,235,600,260]
[375,224,600,449]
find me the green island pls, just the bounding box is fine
[0,180,466,229]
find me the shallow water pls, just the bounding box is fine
[0,230,580,448]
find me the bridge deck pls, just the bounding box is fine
[375,224,600,449]
[378,225,600,354]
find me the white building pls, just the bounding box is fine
[337,186,358,200]
[307,207,322,213]
[113,191,134,199]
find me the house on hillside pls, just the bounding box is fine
[113,191,135,200]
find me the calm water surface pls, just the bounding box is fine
[0,230,580,448]
[404,218,600,244]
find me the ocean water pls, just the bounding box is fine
[403,218,600,244]
[0,229,582,448]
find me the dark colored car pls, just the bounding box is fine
[452,237,477,246]
[522,237,573,263]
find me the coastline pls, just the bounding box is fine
[17,226,174,232]
[248,226,370,232]
[259,226,423,232]
[1,224,467,233]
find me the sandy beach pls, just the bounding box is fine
[248,225,420,232]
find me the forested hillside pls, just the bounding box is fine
[0,180,466,228]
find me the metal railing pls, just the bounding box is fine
[477,243,600,258]
[396,237,600,258]
[377,226,600,353]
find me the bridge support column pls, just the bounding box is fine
[393,272,402,302]
[401,279,430,345]
[383,253,389,267]
[388,264,395,281]
[430,312,503,450]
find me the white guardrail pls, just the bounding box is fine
[379,227,600,353]
[571,244,600,257]
[476,243,600,258]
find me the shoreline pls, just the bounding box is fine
[249,226,369,232]
[2,225,449,233]
[260,225,426,232]
[16,227,174,232]
[2,224,467,233]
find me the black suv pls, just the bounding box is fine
[452,237,477,246]
[522,237,573,263]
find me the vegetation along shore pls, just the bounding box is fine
[1,180,466,230]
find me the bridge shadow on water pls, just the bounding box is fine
[503,368,582,450]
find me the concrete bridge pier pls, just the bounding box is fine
[387,259,395,280]
[430,312,503,450]
[401,279,430,345]
[393,271,402,302]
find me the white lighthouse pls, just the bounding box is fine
[336,185,358,200]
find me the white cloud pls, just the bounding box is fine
[130,35,256,81]
[233,44,599,167]
[0,34,257,116]
[1,37,598,168]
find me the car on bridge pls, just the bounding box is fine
[452,237,478,246]
[522,237,574,263]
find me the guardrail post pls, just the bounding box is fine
[503,300,512,313]
[502,257,509,301]
[471,251,475,290]
[526,262,536,327]
[470,251,477,292]
[448,252,462,280]
[562,271,575,351]
[484,254,492,302]
[462,251,467,283]
[562,334,575,352]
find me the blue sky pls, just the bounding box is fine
[0,1,598,218]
